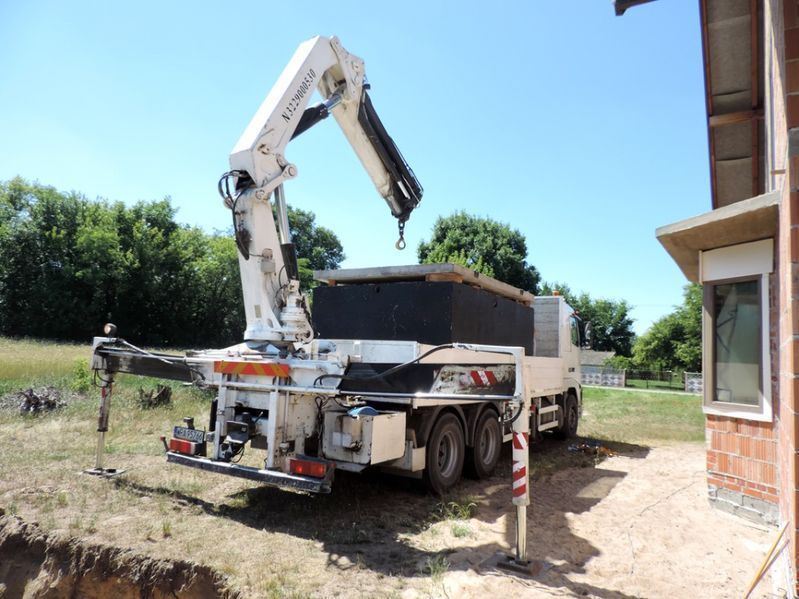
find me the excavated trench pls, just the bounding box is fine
[0,513,235,598]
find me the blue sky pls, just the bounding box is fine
[0,1,708,334]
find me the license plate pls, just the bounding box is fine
[173,426,205,444]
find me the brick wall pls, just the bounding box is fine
[706,415,779,523]
[782,0,799,594]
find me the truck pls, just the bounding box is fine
[88,36,583,503]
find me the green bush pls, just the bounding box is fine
[70,358,92,393]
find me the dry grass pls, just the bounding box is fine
[0,338,90,392]
[0,337,706,598]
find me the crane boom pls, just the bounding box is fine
[229,35,422,221]
[219,35,423,347]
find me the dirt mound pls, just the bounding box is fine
[0,387,67,414]
[0,514,235,598]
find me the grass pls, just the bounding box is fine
[0,337,90,393]
[422,554,450,583]
[435,497,477,521]
[580,386,704,444]
[0,336,706,597]
[624,378,684,392]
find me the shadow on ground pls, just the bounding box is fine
[114,435,649,598]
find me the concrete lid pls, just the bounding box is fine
[313,263,535,305]
[656,191,779,282]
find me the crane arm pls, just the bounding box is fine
[220,36,423,348]
[228,35,422,223]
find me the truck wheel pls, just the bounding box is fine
[424,413,465,495]
[554,393,579,440]
[466,409,501,479]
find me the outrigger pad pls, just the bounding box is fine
[482,552,551,578]
[82,467,126,478]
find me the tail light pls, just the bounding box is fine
[169,438,203,455]
[289,457,333,478]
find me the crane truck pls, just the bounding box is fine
[89,36,582,518]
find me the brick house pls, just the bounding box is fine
[643,0,799,591]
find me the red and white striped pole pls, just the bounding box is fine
[450,343,531,567]
[511,393,530,563]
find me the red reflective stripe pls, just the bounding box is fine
[214,361,290,377]
[513,485,527,497]
[512,465,527,481]
[512,432,529,450]
[469,370,498,386]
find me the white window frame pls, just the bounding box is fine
[700,239,773,422]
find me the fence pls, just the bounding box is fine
[581,366,703,394]
[581,365,626,388]
[684,372,703,394]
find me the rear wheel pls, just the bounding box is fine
[553,393,579,440]
[424,413,465,495]
[466,409,502,479]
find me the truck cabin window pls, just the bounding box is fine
[712,279,760,405]
[569,316,580,347]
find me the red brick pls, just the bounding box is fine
[788,28,799,61]
[752,438,763,460]
[738,458,747,480]
[740,435,752,457]
[718,453,730,474]
[794,339,799,375]
[766,440,777,462]
[791,409,799,447]
[743,487,763,500]
[792,298,799,337]
[793,496,799,536]
[763,463,777,486]
[786,1,799,29]
[763,492,779,504]
[791,62,799,95]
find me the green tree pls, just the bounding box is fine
[632,284,702,371]
[417,212,540,293]
[186,235,245,346]
[273,205,345,289]
[0,178,345,346]
[539,281,636,356]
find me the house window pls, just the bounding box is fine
[701,239,773,421]
[710,278,760,405]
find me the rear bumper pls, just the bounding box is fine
[166,452,334,493]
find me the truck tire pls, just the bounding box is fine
[553,393,579,440]
[424,413,465,495]
[465,409,501,479]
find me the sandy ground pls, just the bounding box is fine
[443,444,778,598]
[0,439,781,598]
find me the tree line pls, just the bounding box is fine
[1,178,695,369]
[0,178,341,347]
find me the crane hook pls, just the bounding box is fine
[395,220,407,250]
